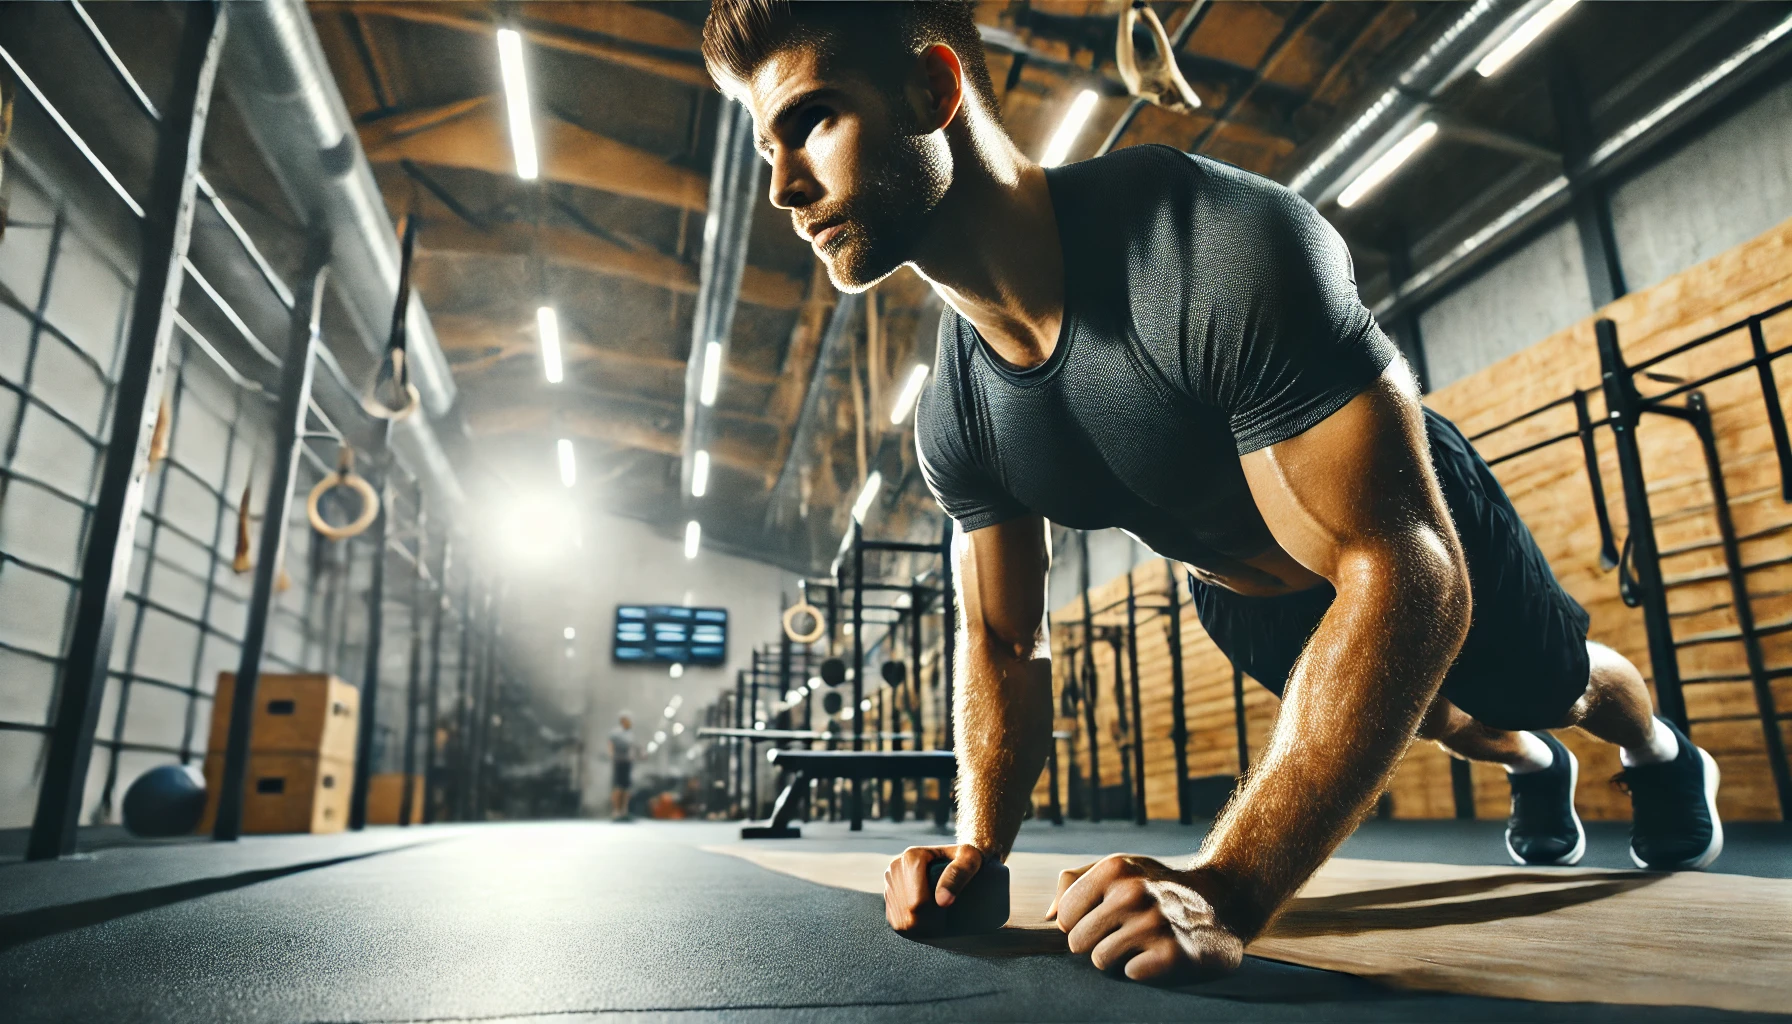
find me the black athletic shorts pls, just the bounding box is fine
[1191,407,1591,733]
[612,761,632,791]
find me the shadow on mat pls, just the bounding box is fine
[0,839,445,950]
[1271,870,1664,938]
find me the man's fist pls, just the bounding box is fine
[1048,854,1244,982]
[883,844,982,932]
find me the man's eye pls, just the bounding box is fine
[798,107,830,140]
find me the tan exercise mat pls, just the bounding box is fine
[706,846,1792,1013]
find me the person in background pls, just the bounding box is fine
[609,712,635,822]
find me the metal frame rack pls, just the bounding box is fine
[0,2,516,859]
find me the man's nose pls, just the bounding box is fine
[769,151,814,211]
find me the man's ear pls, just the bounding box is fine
[910,43,965,133]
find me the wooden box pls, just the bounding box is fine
[366,772,424,826]
[199,753,352,834]
[209,673,358,760]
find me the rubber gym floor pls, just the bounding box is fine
[0,817,1785,1023]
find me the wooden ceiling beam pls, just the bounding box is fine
[434,314,782,389]
[468,404,775,482]
[328,2,712,89]
[417,216,805,310]
[361,97,709,213]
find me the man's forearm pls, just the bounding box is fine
[1193,557,1469,939]
[954,639,1053,860]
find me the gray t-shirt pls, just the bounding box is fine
[609,727,634,763]
[915,145,1398,572]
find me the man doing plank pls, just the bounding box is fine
[703,1,1722,981]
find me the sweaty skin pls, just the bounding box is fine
[728,41,1470,982]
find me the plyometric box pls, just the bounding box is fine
[200,673,359,835]
[198,752,352,834]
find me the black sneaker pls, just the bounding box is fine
[1505,731,1585,866]
[1615,717,1723,870]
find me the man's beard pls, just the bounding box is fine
[818,131,948,293]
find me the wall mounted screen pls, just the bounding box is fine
[613,605,728,665]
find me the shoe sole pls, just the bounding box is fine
[1505,747,1586,867]
[1630,746,1724,871]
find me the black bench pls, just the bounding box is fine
[742,750,957,839]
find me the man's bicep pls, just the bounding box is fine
[957,516,1051,659]
[1238,368,1456,584]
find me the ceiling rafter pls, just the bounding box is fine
[434,314,782,389]
[467,404,777,484]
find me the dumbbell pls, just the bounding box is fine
[901,858,1010,937]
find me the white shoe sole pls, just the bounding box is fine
[1631,745,1724,871]
[1506,745,1586,867]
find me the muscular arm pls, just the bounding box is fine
[952,515,1054,860]
[1197,368,1471,939]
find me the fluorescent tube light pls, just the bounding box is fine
[1477,0,1580,77]
[1041,89,1099,168]
[556,438,576,488]
[496,28,539,180]
[537,306,563,383]
[684,519,701,559]
[691,449,710,497]
[699,341,723,406]
[563,627,575,640]
[1337,121,1439,209]
[851,470,883,524]
[889,364,929,425]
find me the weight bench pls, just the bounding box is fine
[741,750,957,839]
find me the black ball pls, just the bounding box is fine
[819,657,847,686]
[821,690,844,715]
[881,660,907,685]
[122,764,207,837]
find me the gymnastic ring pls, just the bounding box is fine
[782,601,825,645]
[361,380,420,423]
[307,470,380,540]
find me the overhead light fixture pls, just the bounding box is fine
[536,306,563,383]
[1476,0,1580,77]
[699,341,723,406]
[556,438,576,488]
[1337,121,1439,209]
[889,364,929,425]
[851,470,883,524]
[563,626,575,640]
[691,449,710,497]
[1041,89,1099,168]
[495,28,539,180]
[670,662,684,679]
[684,519,701,559]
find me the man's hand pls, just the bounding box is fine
[883,844,983,931]
[1049,854,1244,982]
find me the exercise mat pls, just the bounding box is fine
[705,846,1792,1013]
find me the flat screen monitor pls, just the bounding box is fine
[613,605,727,666]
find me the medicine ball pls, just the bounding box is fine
[819,657,847,686]
[122,764,207,838]
[881,661,906,685]
[821,690,844,715]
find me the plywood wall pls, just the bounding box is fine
[1036,213,1792,824]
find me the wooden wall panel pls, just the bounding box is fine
[1033,214,1792,824]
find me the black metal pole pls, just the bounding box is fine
[1688,393,1792,819]
[1078,532,1102,823]
[27,3,228,861]
[473,591,502,818]
[214,247,325,842]
[1108,634,1134,820]
[1232,663,1249,776]
[1573,391,1621,569]
[440,555,467,822]
[348,428,393,830]
[1163,560,1193,824]
[1749,319,1792,502]
[749,653,761,818]
[1597,319,1689,729]
[1125,570,1147,825]
[421,540,450,823]
[398,511,427,828]
[733,670,746,817]
[851,519,865,831]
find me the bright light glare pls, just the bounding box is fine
[537,306,563,383]
[670,662,684,679]
[1338,121,1438,209]
[653,730,666,743]
[851,470,883,524]
[691,449,710,497]
[672,722,684,735]
[684,519,701,559]
[1041,89,1099,168]
[496,29,539,180]
[1477,0,1580,77]
[699,341,723,406]
[859,698,872,711]
[556,437,576,488]
[563,626,575,640]
[889,364,929,424]
[493,495,577,565]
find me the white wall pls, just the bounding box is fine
[1609,74,1792,293]
[1418,220,1595,390]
